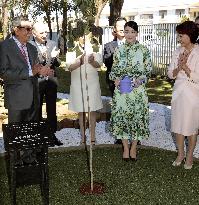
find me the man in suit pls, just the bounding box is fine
[30,22,63,146]
[0,16,52,164]
[0,16,51,123]
[103,17,127,97]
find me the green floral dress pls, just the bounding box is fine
[109,41,152,140]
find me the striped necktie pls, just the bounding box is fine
[20,44,28,63]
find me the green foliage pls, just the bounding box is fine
[73,0,97,19]
[180,15,190,23]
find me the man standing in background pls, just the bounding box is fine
[103,17,127,97]
[30,22,63,146]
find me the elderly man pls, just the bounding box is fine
[0,16,52,164]
[0,16,51,123]
[30,22,63,146]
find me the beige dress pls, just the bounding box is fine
[168,45,199,136]
[66,51,103,112]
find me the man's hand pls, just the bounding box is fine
[47,69,54,77]
[51,47,60,58]
[32,64,43,76]
[38,65,51,77]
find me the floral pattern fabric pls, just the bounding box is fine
[109,41,152,140]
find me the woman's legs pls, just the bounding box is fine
[122,139,129,159]
[79,112,87,143]
[185,134,197,166]
[130,140,138,159]
[174,134,185,163]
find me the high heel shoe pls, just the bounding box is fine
[123,158,129,162]
[184,163,193,170]
[172,158,184,167]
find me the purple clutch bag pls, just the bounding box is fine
[119,76,134,94]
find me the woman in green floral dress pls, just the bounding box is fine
[109,21,152,161]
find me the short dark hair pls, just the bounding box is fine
[124,21,138,32]
[114,17,127,28]
[176,21,199,43]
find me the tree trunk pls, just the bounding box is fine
[109,0,124,26]
[45,10,52,40]
[95,1,107,26]
[2,1,9,39]
[61,0,67,54]
[55,7,59,34]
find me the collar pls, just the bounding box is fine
[12,36,27,47]
[33,37,46,46]
[117,38,125,45]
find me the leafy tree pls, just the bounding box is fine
[180,15,189,23]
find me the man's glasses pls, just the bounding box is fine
[18,26,32,32]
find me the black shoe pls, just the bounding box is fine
[137,140,141,145]
[54,138,63,146]
[123,158,129,162]
[115,139,122,144]
[130,156,137,162]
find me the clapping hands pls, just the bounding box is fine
[32,64,54,77]
[178,51,191,77]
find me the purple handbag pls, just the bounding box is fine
[119,76,134,94]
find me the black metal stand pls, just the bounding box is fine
[3,121,55,205]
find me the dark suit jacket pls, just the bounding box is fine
[103,40,118,81]
[0,38,39,110]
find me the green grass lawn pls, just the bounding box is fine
[56,67,173,105]
[1,147,199,205]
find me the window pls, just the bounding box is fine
[194,12,199,18]
[140,14,153,19]
[176,9,185,17]
[159,10,167,19]
[129,16,135,20]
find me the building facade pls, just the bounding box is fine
[100,0,199,26]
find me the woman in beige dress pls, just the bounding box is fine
[66,35,103,144]
[168,21,199,169]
